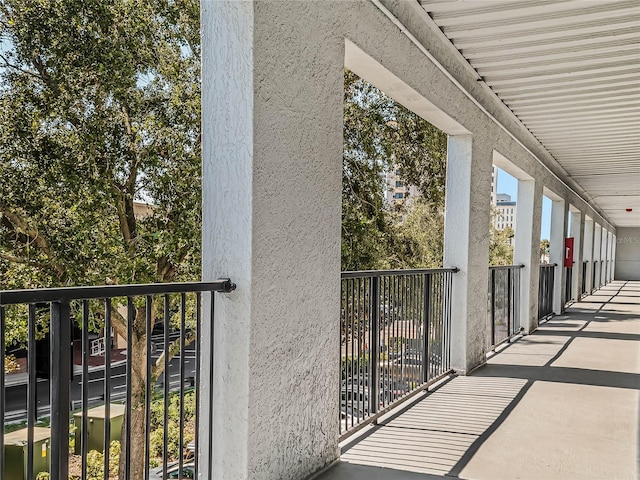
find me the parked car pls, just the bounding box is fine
[150,462,195,479]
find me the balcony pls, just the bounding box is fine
[0,1,638,479]
[2,269,637,479]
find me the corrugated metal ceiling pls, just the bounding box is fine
[420,0,640,228]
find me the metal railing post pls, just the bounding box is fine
[0,306,4,478]
[422,273,431,384]
[369,276,380,418]
[506,268,512,337]
[490,269,496,347]
[50,300,71,480]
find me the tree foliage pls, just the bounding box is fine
[342,69,447,271]
[0,0,201,291]
[489,207,515,266]
[0,1,200,477]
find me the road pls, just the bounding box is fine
[3,331,197,424]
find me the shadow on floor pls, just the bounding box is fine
[316,461,447,480]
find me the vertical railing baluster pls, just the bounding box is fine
[357,278,363,420]
[422,273,431,384]
[369,275,379,420]
[507,268,512,337]
[208,291,216,472]
[103,298,112,480]
[340,280,346,432]
[0,305,5,478]
[27,304,36,480]
[350,280,355,420]
[194,292,201,477]
[490,268,496,348]
[50,300,71,480]
[125,297,134,480]
[144,296,152,480]
[179,293,186,478]
[81,300,90,480]
[162,295,170,480]
[447,272,453,369]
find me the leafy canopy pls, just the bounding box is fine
[0,0,201,292]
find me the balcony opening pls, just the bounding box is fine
[341,67,455,438]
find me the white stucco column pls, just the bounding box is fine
[201,2,343,478]
[444,136,492,373]
[600,228,606,286]
[514,179,543,333]
[549,196,568,313]
[570,210,583,301]
[594,224,602,290]
[611,234,617,280]
[584,217,594,292]
[604,230,612,283]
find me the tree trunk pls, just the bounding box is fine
[118,309,150,480]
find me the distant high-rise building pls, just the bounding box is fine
[494,193,516,231]
[491,167,517,232]
[384,168,418,205]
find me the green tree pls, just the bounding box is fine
[389,199,444,269]
[342,69,447,271]
[0,1,200,477]
[489,206,515,265]
[540,238,550,262]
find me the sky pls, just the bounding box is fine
[496,168,551,240]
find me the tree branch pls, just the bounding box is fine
[151,330,196,381]
[0,53,44,82]
[0,205,65,280]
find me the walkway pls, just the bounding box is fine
[318,280,640,480]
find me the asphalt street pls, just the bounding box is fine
[4,331,196,424]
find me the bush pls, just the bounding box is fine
[148,391,195,462]
[86,441,120,480]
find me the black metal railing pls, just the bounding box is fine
[487,265,523,350]
[339,268,457,437]
[0,279,235,480]
[538,263,556,320]
[565,266,573,305]
[600,260,605,287]
[581,261,587,297]
[592,260,598,293]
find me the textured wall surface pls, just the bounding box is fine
[200,1,620,478]
[514,180,543,332]
[443,136,492,373]
[615,228,640,280]
[201,1,255,478]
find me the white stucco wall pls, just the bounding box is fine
[615,228,640,280]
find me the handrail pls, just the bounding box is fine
[488,264,525,271]
[0,279,236,305]
[341,267,459,279]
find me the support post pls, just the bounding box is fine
[201,1,343,478]
[514,179,543,333]
[572,211,584,301]
[444,136,492,374]
[549,196,567,313]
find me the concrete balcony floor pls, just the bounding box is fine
[319,280,640,480]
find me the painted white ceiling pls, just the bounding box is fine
[419,0,640,228]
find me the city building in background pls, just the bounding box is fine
[385,168,418,205]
